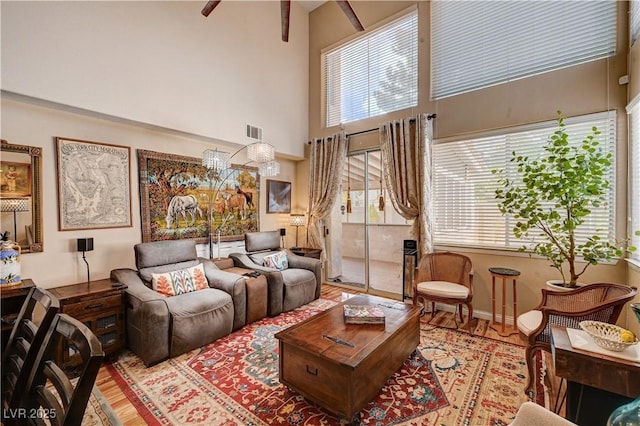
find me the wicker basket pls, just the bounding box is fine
[579,320,638,352]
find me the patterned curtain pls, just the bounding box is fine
[307,133,348,251]
[379,113,434,257]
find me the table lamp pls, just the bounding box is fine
[1,198,30,243]
[289,214,305,249]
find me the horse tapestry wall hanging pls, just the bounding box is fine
[138,149,260,243]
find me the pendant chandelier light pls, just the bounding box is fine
[258,160,280,177]
[202,141,279,176]
[247,141,275,163]
[202,148,231,173]
[346,156,352,214]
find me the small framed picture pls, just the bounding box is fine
[0,161,31,197]
[267,180,291,214]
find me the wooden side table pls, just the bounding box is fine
[290,247,322,259]
[488,267,520,336]
[49,278,127,368]
[0,278,36,353]
[551,325,639,425]
[213,257,268,324]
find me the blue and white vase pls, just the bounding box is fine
[0,240,22,286]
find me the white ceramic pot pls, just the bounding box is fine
[546,279,584,291]
[0,240,22,286]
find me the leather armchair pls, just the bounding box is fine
[111,239,247,366]
[230,230,322,316]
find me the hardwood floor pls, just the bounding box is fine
[95,283,563,425]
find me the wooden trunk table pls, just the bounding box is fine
[275,294,421,422]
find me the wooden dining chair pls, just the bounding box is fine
[23,313,104,426]
[412,251,474,333]
[1,287,60,423]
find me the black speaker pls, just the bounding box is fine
[402,239,418,300]
[280,228,286,236]
[403,239,417,250]
[77,238,94,252]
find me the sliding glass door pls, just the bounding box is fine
[330,150,412,298]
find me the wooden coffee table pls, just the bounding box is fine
[275,294,421,422]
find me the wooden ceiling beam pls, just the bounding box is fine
[201,0,222,17]
[281,0,291,42]
[336,1,364,32]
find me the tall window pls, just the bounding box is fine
[323,9,418,127]
[629,99,640,262]
[432,112,617,250]
[431,1,617,99]
[632,0,640,44]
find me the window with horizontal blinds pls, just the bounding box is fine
[323,9,418,127]
[632,0,640,44]
[430,1,617,99]
[433,112,617,250]
[629,100,640,261]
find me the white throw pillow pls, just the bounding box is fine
[151,263,209,297]
[263,251,289,271]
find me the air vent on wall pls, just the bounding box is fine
[246,124,263,141]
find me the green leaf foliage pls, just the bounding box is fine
[491,112,635,286]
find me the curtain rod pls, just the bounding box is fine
[348,113,438,137]
[307,113,437,143]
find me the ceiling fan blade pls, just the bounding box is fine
[201,0,222,17]
[281,0,291,42]
[336,1,364,32]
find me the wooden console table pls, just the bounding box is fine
[551,325,639,425]
[49,278,127,369]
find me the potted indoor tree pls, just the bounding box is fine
[492,112,636,288]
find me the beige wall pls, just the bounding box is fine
[1,1,309,158]
[0,1,311,288]
[1,96,300,288]
[307,1,632,322]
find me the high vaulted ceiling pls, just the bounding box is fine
[298,1,327,12]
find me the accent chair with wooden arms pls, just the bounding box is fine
[516,282,638,396]
[412,251,474,334]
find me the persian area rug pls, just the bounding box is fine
[106,299,545,425]
[83,386,123,426]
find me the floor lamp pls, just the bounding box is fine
[289,214,305,249]
[202,141,281,258]
[1,198,30,243]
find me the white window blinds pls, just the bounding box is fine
[323,9,418,127]
[632,0,640,44]
[629,98,640,261]
[431,1,617,99]
[433,112,617,250]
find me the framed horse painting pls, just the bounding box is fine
[138,149,260,243]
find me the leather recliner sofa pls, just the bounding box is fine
[230,230,322,316]
[110,239,247,366]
